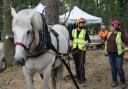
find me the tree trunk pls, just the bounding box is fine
[124,0,128,32]
[109,0,115,21]
[3,0,14,66]
[104,0,110,24]
[44,0,59,24]
[0,1,3,40]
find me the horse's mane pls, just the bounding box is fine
[12,9,43,31]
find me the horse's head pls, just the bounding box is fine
[11,8,42,65]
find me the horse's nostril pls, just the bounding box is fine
[15,59,25,66]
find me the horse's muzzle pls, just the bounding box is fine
[15,59,25,66]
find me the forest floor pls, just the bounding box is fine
[0,50,128,89]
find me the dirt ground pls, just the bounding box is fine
[0,50,128,89]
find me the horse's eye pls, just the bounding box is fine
[27,30,31,35]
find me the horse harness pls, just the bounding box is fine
[28,15,68,58]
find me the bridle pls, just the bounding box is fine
[14,14,67,59]
[15,42,29,51]
[14,15,48,58]
[15,29,35,53]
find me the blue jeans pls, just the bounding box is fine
[108,53,126,83]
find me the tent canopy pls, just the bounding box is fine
[59,6,102,24]
[34,3,46,14]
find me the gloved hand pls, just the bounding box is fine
[104,51,108,56]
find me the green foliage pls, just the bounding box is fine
[1,0,128,32]
[0,0,3,31]
[13,0,42,11]
[0,0,42,30]
[59,1,67,14]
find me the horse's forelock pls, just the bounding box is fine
[12,12,32,29]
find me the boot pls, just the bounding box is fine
[120,83,127,89]
[112,81,118,87]
[120,78,127,89]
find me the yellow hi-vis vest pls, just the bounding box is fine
[105,32,123,55]
[72,29,87,50]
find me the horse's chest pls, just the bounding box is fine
[26,53,55,72]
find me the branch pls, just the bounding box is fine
[63,8,73,24]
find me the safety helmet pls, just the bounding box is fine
[76,18,86,25]
[101,25,105,29]
[101,25,106,31]
[111,20,121,30]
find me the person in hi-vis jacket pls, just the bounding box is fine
[70,18,90,84]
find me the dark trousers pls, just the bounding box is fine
[72,49,86,82]
[108,53,126,83]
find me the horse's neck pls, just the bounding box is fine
[30,30,40,52]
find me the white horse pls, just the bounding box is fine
[0,42,5,71]
[11,8,69,89]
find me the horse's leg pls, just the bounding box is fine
[56,63,64,89]
[23,66,35,89]
[41,65,52,89]
[51,69,57,89]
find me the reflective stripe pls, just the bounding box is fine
[73,42,85,44]
[73,37,84,40]
[78,38,85,40]
[116,32,123,55]
[104,32,112,53]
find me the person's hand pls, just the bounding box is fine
[105,53,108,57]
[124,47,128,52]
[104,51,108,56]
[69,40,73,47]
[84,41,88,46]
[101,39,105,44]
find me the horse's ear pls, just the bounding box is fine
[29,9,36,18]
[11,7,17,17]
[31,9,36,16]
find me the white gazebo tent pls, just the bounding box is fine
[59,6,102,24]
[34,3,46,14]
